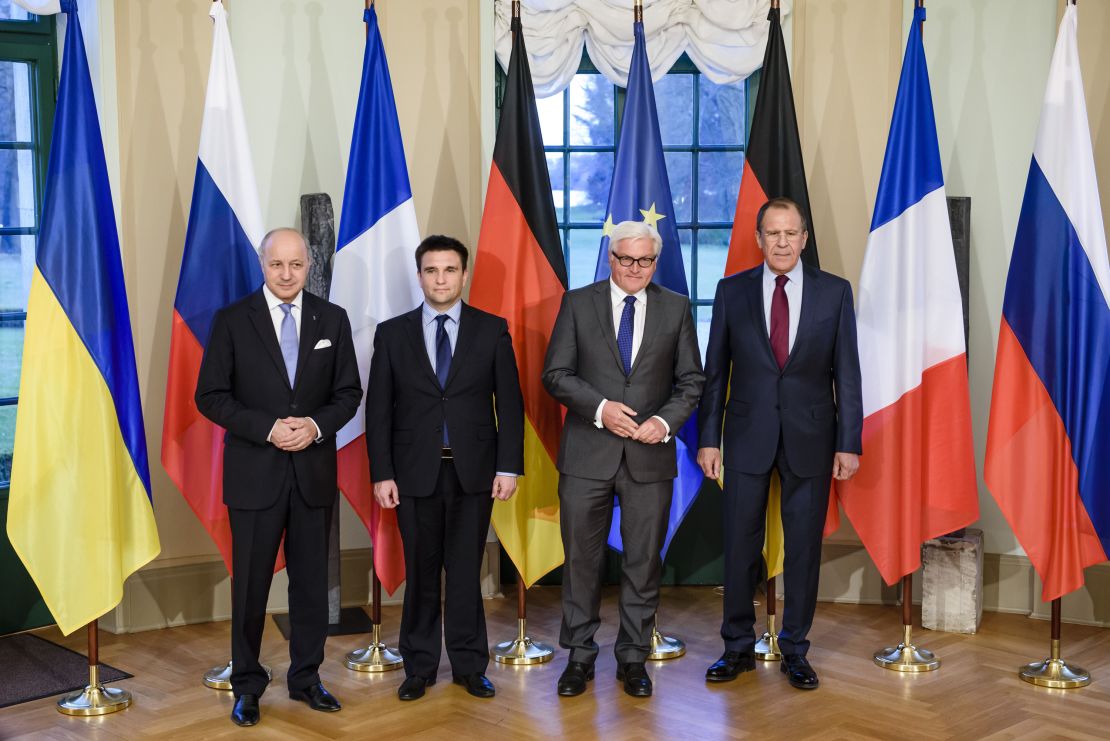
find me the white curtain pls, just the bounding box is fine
[494,0,789,97]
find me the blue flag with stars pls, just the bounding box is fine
[594,19,702,557]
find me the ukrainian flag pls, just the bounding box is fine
[6,0,160,636]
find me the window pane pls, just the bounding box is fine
[569,74,614,146]
[696,306,714,361]
[664,151,691,223]
[653,74,693,146]
[0,149,37,228]
[698,151,744,222]
[567,228,603,289]
[699,78,745,145]
[0,0,32,21]
[0,235,34,311]
[0,404,13,486]
[0,61,34,141]
[567,151,612,224]
[0,316,23,397]
[546,152,565,219]
[536,89,565,145]
[696,229,730,301]
[677,228,692,292]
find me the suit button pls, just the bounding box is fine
[290,403,298,410]
[434,426,442,432]
[625,381,631,387]
[442,396,448,402]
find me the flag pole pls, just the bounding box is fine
[873,573,939,671]
[754,575,781,660]
[491,568,555,664]
[57,620,131,716]
[345,567,404,671]
[1019,597,1090,687]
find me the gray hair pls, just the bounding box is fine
[258,227,311,264]
[608,220,663,256]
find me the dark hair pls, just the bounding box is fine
[755,197,809,234]
[415,235,469,271]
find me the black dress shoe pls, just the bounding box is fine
[398,675,435,701]
[557,661,594,697]
[288,682,341,711]
[781,654,819,689]
[616,662,652,697]
[453,672,495,698]
[706,651,756,682]
[231,694,260,726]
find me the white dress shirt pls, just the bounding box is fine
[593,279,670,439]
[262,285,321,442]
[762,260,804,354]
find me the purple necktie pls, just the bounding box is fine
[770,274,789,369]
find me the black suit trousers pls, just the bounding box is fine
[397,460,493,679]
[228,469,331,697]
[721,439,832,657]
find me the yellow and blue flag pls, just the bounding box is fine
[7,0,160,636]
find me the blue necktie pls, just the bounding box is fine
[435,314,451,444]
[278,303,298,386]
[617,294,636,375]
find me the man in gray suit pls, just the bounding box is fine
[542,220,704,699]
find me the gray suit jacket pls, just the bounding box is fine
[542,280,705,483]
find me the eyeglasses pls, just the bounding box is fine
[761,229,804,242]
[612,254,658,268]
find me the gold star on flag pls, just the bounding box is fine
[639,203,666,229]
[602,214,616,237]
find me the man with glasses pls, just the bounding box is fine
[697,197,862,691]
[542,220,704,698]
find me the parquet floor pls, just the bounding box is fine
[3,586,1110,740]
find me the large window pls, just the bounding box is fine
[530,54,754,353]
[0,3,56,487]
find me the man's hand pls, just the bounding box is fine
[269,419,297,447]
[833,452,859,481]
[697,447,722,480]
[374,479,400,509]
[631,417,667,444]
[601,401,639,438]
[491,475,518,501]
[273,417,317,452]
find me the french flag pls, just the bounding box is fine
[331,5,422,596]
[161,0,266,573]
[985,3,1110,603]
[836,5,978,585]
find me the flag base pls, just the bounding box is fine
[203,660,273,690]
[648,615,686,661]
[873,625,940,672]
[57,666,131,716]
[345,624,404,672]
[1020,639,1090,689]
[491,618,554,665]
[754,614,781,661]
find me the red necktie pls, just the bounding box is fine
[770,274,789,369]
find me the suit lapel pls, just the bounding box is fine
[746,268,778,369]
[629,283,662,376]
[247,290,292,388]
[292,292,323,392]
[591,281,625,372]
[443,303,475,389]
[404,307,441,388]
[783,265,818,372]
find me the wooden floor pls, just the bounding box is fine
[3,586,1110,740]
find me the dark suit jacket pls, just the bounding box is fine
[195,289,362,509]
[698,263,863,479]
[542,280,705,483]
[365,302,524,497]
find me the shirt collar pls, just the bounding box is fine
[762,259,804,287]
[263,284,303,311]
[609,278,647,305]
[423,299,463,326]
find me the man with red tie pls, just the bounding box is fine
[696,198,862,691]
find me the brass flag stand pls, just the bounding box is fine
[57,621,131,716]
[1019,598,1090,688]
[491,572,554,665]
[754,576,781,660]
[873,574,939,672]
[345,570,403,671]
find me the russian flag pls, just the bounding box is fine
[331,5,423,596]
[984,3,1110,603]
[161,0,267,574]
[7,0,160,635]
[836,6,978,586]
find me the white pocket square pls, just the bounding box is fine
[313,339,332,350]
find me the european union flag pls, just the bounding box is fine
[594,19,702,557]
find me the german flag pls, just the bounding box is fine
[724,5,836,576]
[469,13,567,586]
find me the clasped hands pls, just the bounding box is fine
[601,401,666,444]
[270,417,318,452]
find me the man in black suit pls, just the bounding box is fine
[366,235,524,702]
[697,198,862,690]
[542,220,705,699]
[196,227,361,726]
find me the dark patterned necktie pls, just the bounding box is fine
[770,274,789,369]
[617,295,636,375]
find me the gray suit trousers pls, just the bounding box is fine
[558,457,671,665]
